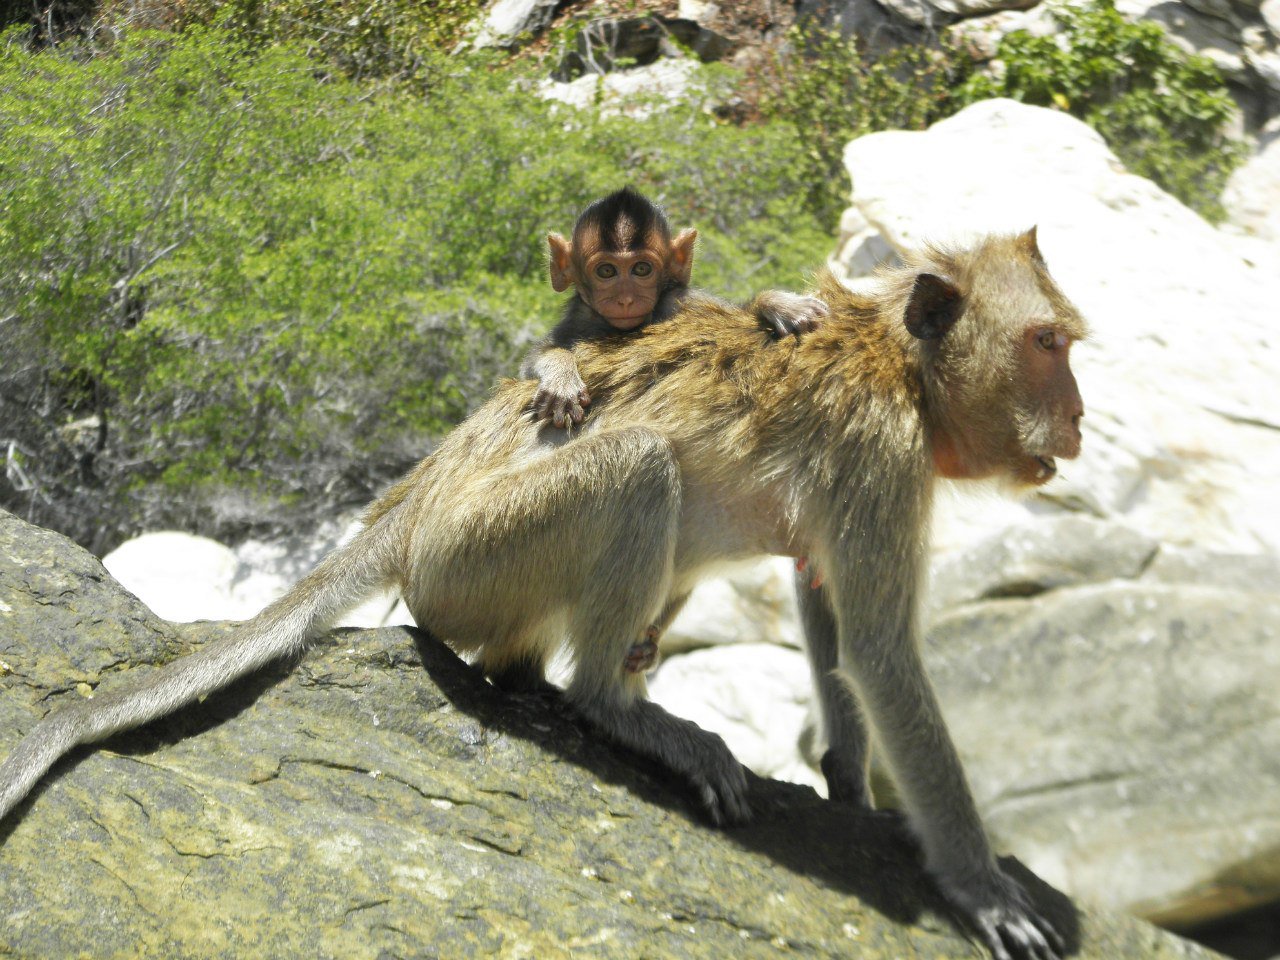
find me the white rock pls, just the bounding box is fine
[102,517,408,628]
[1263,0,1280,37]
[836,98,1280,555]
[538,59,699,118]
[647,644,824,791]
[103,532,239,622]
[663,556,802,653]
[947,5,1060,59]
[678,0,720,25]
[1225,133,1280,242]
[471,0,560,48]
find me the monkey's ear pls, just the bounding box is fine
[548,232,575,292]
[667,228,698,285]
[1016,226,1046,266]
[904,273,962,340]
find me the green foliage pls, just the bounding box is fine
[173,0,486,83]
[953,0,1245,219]
[752,24,966,228]
[0,26,831,544]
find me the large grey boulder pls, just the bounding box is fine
[0,510,1220,958]
[928,574,1280,928]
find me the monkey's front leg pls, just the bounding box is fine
[835,590,1062,959]
[749,290,830,338]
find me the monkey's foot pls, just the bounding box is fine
[936,866,1063,960]
[820,748,872,809]
[762,292,830,338]
[623,627,661,674]
[488,660,559,697]
[574,697,751,827]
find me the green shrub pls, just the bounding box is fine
[953,0,1245,219]
[0,26,832,546]
[751,24,963,228]
[172,0,486,83]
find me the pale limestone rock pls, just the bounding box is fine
[103,518,407,628]
[1225,132,1280,240]
[471,0,560,48]
[538,58,698,118]
[836,98,1280,555]
[103,532,239,622]
[928,577,1280,925]
[1264,0,1280,37]
[663,557,802,654]
[678,0,721,25]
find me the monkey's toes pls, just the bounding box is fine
[940,869,1062,960]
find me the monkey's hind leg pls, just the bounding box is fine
[796,575,873,808]
[558,476,749,827]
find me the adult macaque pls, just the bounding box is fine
[523,187,828,428]
[0,230,1084,960]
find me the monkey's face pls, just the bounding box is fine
[915,230,1087,488]
[580,247,667,329]
[1010,324,1085,485]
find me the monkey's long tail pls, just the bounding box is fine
[0,516,401,824]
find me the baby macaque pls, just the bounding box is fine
[522,187,828,428]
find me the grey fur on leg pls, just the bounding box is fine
[795,574,873,808]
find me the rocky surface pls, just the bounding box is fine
[925,519,1280,927]
[1224,124,1280,239]
[0,509,1222,958]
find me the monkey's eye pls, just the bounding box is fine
[632,261,653,277]
[1036,329,1057,350]
[595,263,618,280]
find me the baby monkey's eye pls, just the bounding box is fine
[1036,329,1057,350]
[595,263,618,279]
[632,261,653,277]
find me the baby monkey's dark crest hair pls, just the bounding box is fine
[573,187,672,253]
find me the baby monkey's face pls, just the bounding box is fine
[581,246,666,329]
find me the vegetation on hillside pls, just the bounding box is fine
[0,25,830,549]
[0,0,1245,550]
[954,0,1245,220]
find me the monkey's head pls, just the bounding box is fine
[548,188,697,331]
[907,229,1088,488]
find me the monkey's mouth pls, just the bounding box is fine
[1033,456,1057,481]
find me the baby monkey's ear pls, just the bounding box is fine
[666,228,697,286]
[547,233,575,292]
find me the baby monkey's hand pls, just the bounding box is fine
[533,374,592,428]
